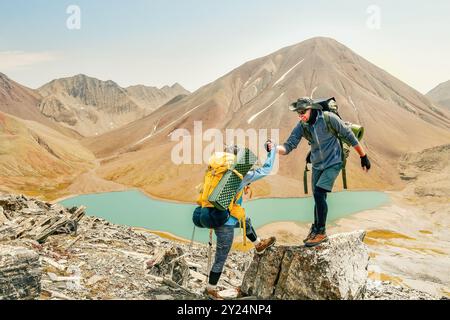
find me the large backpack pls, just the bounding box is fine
[194,151,255,244]
[301,97,365,193]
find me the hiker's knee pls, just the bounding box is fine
[313,186,328,197]
[215,227,234,251]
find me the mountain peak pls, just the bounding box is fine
[170,82,188,91]
[426,79,450,109]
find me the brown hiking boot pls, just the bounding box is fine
[254,236,276,255]
[303,224,317,243]
[236,287,244,298]
[305,232,328,247]
[204,287,224,300]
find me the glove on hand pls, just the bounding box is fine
[361,155,371,171]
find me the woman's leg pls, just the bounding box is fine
[245,218,258,242]
[209,225,234,287]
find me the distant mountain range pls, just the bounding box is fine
[38,74,190,136]
[1,37,449,201]
[0,72,188,199]
[427,80,450,110]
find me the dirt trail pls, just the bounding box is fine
[62,156,128,199]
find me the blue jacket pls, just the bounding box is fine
[283,111,359,170]
[224,148,277,225]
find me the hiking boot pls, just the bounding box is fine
[304,232,328,247]
[204,287,224,300]
[255,236,276,255]
[236,287,244,298]
[303,224,317,243]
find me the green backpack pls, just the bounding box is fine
[301,98,365,194]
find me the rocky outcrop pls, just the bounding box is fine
[0,193,442,300]
[0,194,85,243]
[0,245,41,300]
[241,231,369,300]
[0,193,249,300]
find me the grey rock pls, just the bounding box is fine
[0,245,41,300]
[241,231,369,300]
[155,294,174,300]
[0,207,7,225]
[364,279,438,300]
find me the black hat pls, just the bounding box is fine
[289,97,323,112]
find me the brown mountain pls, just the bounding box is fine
[126,83,190,115]
[0,73,80,139]
[0,73,97,200]
[426,80,450,110]
[38,74,189,137]
[0,110,95,200]
[82,37,450,202]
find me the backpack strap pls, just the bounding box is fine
[323,112,338,138]
[228,173,247,245]
[300,122,313,143]
[303,162,310,194]
[323,112,348,190]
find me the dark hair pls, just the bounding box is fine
[308,109,319,125]
[224,145,239,155]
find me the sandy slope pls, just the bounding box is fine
[0,112,95,201]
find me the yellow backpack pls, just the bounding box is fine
[196,152,249,245]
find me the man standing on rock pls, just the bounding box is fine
[267,97,371,247]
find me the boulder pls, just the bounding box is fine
[146,246,190,286]
[0,245,42,300]
[241,230,369,300]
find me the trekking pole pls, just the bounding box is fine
[189,226,196,249]
[206,229,213,284]
[303,163,309,194]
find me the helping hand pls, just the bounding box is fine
[264,139,273,152]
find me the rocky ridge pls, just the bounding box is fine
[0,193,440,300]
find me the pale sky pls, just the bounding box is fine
[0,0,449,93]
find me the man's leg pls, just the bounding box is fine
[304,168,322,242]
[314,163,341,231]
[306,164,341,247]
[313,186,329,232]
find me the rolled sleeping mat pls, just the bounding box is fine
[208,148,257,211]
[350,123,364,141]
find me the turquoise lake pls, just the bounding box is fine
[60,190,389,244]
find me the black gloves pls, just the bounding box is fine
[361,155,371,171]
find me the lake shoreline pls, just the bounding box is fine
[58,189,391,245]
[53,186,391,205]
